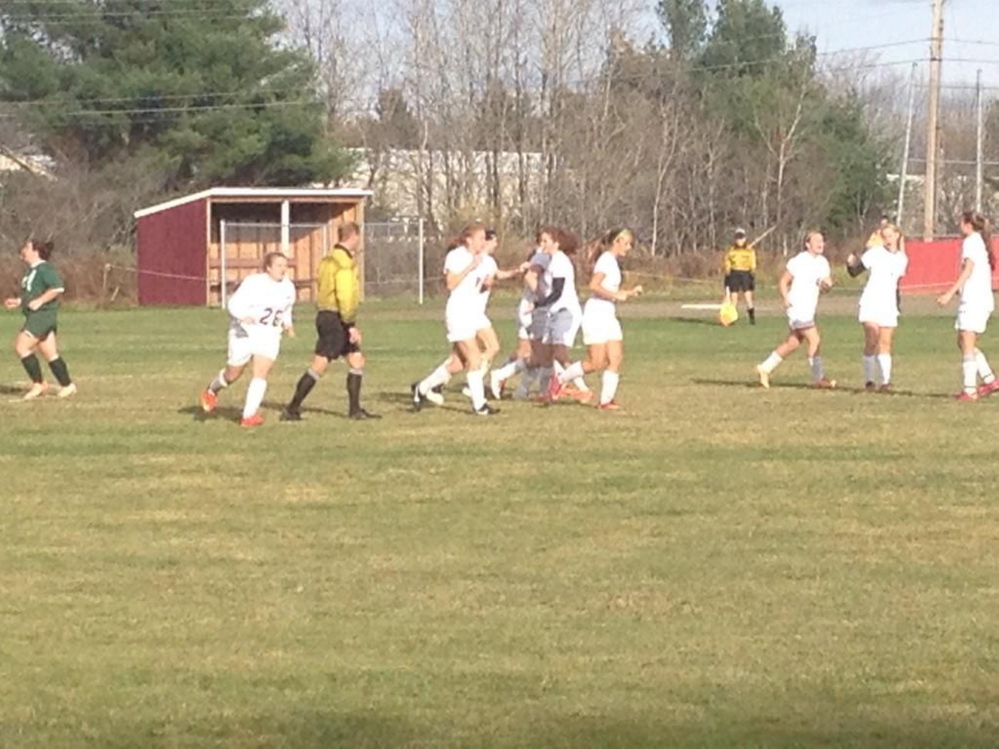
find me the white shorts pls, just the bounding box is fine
[859,304,899,329]
[227,325,281,366]
[786,307,817,331]
[582,300,623,345]
[516,299,534,340]
[473,312,492,333]
[543,308,581,347]
[956,306,991,334]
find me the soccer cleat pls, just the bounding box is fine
[410,382,425,411]
[572,388,595,404]
[598,401,622,411]
[864,381,877,392]
[57,383,77,399]
[349,408,381,421]
[425,388,445,406]
[978,379,999,398]
[489,371,505,400]
[755,365,770,390]
[812,378,837,390]
[547,375,564,401]
[280,407,302,422]
[878,384,893,394]
[240,414,264,428]
[461,386,472,398]
[955,391,979,402]
[23,382,49,400]
[200,389,218,413]
[474,403,500,416]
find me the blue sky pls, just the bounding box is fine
[774,0,999,86]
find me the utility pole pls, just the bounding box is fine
[923,0,945,240]
[976,69,984,213]
[898,63,918,231]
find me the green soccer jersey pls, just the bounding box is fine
[20,261,64,313]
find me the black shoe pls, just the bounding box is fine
[411,382,424,411]
[474,403,500,416]
[280,407,302,422]
[349,408,381,420]
[432,384,444,394]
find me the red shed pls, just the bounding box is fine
[901,236,999,294]
[134,187,372,306]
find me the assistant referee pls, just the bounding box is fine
[723,228,757,325]
[283,222,378,421]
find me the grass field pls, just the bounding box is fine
[2,293,998,748]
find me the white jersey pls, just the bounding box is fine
[227,272,295,335]
[588,251,621,309]
[785,251,831,317]
[476,255,499,314]
[859,247,907,312]
[444,246,487,314]
[959,232,995,313]
[546,251,581,314]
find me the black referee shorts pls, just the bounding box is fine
[727,270,755,293]
[314,310,360,360]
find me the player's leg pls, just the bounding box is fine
[455,338,493,414]
[202,332,248,413]
[477,326,501,376]
[36,331,75,397]
[862,322,879,389]
[491,338,532,399]
[14,329,46,399]
[877,327,895,389]
[599,340,624,409]
[958,330,981,398]
[241,355,274,425]
[745,289,756,324]
[802,327,833,387]
[345,350,378,419]
[756,329,800,388]
[284,354,331,420]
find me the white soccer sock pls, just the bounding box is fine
[243,377,267,419]
[573,376,590,391]
[759,352,783,374]
[418,362,452,395]
[963,356,978,393]
[560,361,586,385]
[809,356,825,381]
[975,349,995,383]
[479,358,492,376]
[600,370,620,405]
[863,355,876,384]
[493,358,525,382]
[209,369,229,394]
[876,354,892,385]
[466,369,486,409]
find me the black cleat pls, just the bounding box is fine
[280,407,302,422]
[474,403,500,416]
[349,408,381,421]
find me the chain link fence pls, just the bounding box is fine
[364,218,442,300]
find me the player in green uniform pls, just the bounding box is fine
[4,239,76,400]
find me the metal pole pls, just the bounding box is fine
[220,219,228,309]
[923,0,945,240]
[418,217,425,305]
[976,68,984,212]
[898,63,918,230]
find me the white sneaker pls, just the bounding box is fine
[425,389,445,406]
[23,382,49,400]
[755,365,770,390]
[58,383,78,399]
[461,386,472,398]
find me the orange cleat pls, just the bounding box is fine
[240,414,264,427]
[978,379,999,398]
[547,376,564,402]
[598,401,622,411]
[572,389,595,403]
[955,391,979,403]
[200,389,218,413]
[812,378,837,390]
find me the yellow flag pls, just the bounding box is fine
[719,301,739,327]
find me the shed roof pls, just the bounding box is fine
[134,187,373,219]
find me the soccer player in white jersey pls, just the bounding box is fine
[756,231,837,389]
[200,252,297,427]
[411,223,499,416]
[937,210,999,401]
[847,222,908,391]
[549,228,643,409]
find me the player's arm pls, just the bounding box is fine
[493,263,529,282]
[778,270,793,308]
[723,250,733,275]
[26,287,63,311]
[333,256,359,324]
[4,296,22,310]
[535,277,565,308]
[749,247,757,274]
[846,252,866,278]
[938,258,974,306]
[226,280,258,323]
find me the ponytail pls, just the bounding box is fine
[963,210,994,269]
[446,222,486,252]
[30,239,54,260]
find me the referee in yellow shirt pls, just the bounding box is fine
[283,222,378,421]
[723,228,757,324]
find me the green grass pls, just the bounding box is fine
[1,295,998,748]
